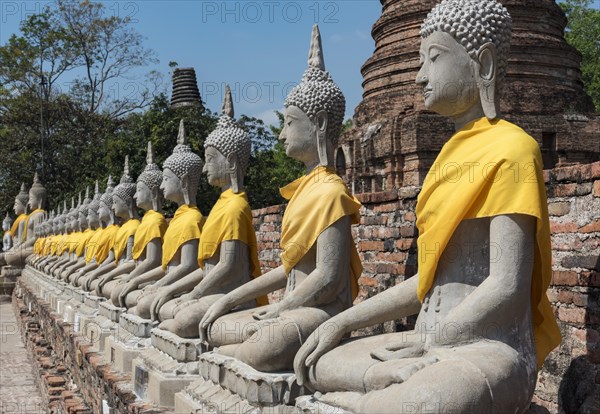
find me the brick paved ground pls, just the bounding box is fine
[0,296,45,414]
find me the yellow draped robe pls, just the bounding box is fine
[198,189,266,306]
[9,214,27,239]
[416,117,561,369]
[85,228,104,263]
[132,210,167,261]
[161,205,204,270]
[112,219,141,263]
[279,166,362,301]
[23,208,44,241]
[75,228,95,258]
[94,225,119,264]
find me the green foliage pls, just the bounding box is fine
[560,0,600,111]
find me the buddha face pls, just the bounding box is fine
[87,209,100,228]
[78,212,88,228]
[28,191,42,210]
[279,105,319,164]
[98,204,111,223]
[13,199,25,215]
[134,181,153,211]
[2,221,10,232]
[203,146,229,188]
[160,168,184,203]
[112,195,129,219]
[417,30,480,118]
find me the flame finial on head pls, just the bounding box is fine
[146,141,154,165]
[177,119,187,145]
[308,24,325,71]
[222,85,234,118]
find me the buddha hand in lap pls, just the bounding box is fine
[154,86,263,337]
[198,25,362,372]
[293,2,561,413]
[108,142,167,307]
[126,121,204,317]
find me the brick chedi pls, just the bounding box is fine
[338,0,599,193]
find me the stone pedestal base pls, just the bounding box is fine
[174,351,306,413]
[295,396,351,414]
[0,265,22,295]
[99,301,125,323]
[105,325,151,375]
[151,327,204,362]
[132,347,199,408]
[120,312,158,337]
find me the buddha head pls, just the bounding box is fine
[57,201,68,234]
[99,176,116,225]
[204,85,251,193]
[67,197,77,232]
[161,120,203,206]
[281,25,346,168]
[29,172,46,210]
[87,180,102,229]
[417,0,512,121]
[78,187,92,230]
[113,156,137,219]
[135,141,163,212]
[3,213,11,232]
[14,183,29,216]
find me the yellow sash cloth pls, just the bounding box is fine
[113,219,141,263]
[280,166,362,301]
[198,190,266,306]
[75,228,95,258]
[94,224,119,264]
[56,234,70,255]
[132,210,167,260]
[9,214,27,238]
[33,237,44,254]
[48,235,59,256]
[85,228,104,263]
[416,117,560,370]
[23,208,44,241]
[67,232,82,254]
[162,205,204,270]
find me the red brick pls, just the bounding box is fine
[377,227,400,238]
[400,225,417,237]
[550,221,578,234]
[375,263,404,274]
[358,241,384,252]
[550,183,593,197]
[372,202,399,213]
[558,307,586,325]
[404,211,416,222]
[572,292,589,307]
[557,290,573,304]
[594,180,600,197]
[547,202,571,217]
[551,271,578,286]
[358,276,379,287]
[580,220,600,233]
[395,238,416,251]
[375,252,408,262]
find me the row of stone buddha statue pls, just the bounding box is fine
[12,1,561,410]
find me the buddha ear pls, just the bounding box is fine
[477,42,498,119]
[151,186,160,211]
[180,173,190,205]
[227,153,240,194]
[316,110,330,166]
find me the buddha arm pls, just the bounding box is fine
[278,217,352,310]
[192,240,247,297]
[154,240,199,287]
[160,268,205,298]
[437,213,535,345]
[126,239,162,280]
[220,265,287,309]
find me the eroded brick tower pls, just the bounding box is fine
[338,0,599,193]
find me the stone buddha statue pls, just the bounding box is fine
[150,85,262,338]
[93,156,143,298]
[125,120,204,317]
[293,2,561,412]
[77,177,120,290]
[110,142,167,307]
[58,188,93,280]
[31,210,55,269]
[42,202,69,274]
[4,184,29,254]
[3,214,13,252]
[198,25,362,372]
[70,181,104,285]
[50,197,80,277]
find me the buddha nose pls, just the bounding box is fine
[279,127,286,142]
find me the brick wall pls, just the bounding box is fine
[252,161,600,412]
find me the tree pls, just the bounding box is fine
[560,0,600,111]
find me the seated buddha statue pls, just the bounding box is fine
[81,157,141,295]
[149,86,263,337]
[1,184,29,263]
[3,213,13,253]
[292,2,562,412]
[31,210,56,270]
[58,187,97,281]
[64,182,103,284]
[41,202,69,274]
[198,25,362,372]
[49,197,80,277]
[109,142,167,306]
[125,120,205,317]
[76,177,120,290]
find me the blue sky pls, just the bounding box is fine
[0,1,382,126]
